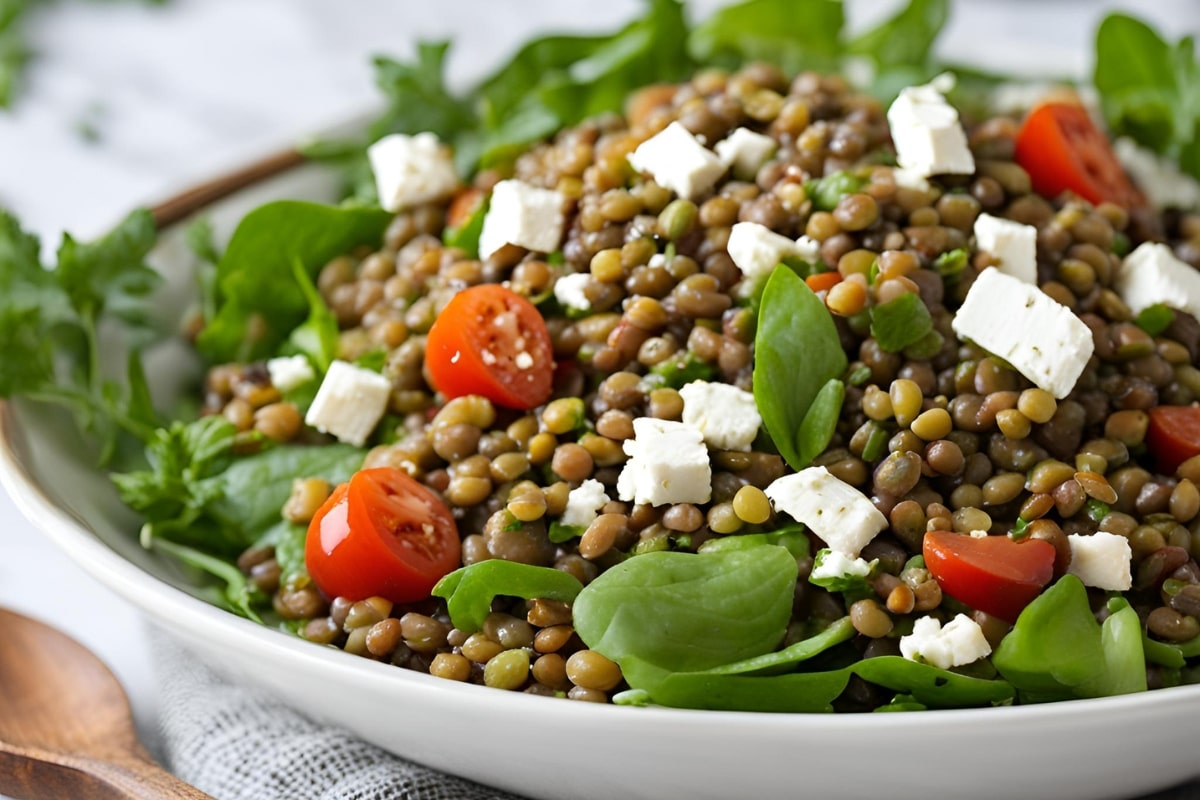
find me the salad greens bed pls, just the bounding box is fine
[4,0,1200,713]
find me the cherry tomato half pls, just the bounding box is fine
[1147,405,1200,476]
[1014,101,1145,209]
[425,284,554,410]
[923,530,1057,623]
[305,467,461,604]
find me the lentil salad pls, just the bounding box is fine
[5,0,1200,713]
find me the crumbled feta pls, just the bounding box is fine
[794,235,821,264]
[726,221,800,281]
[810,549,873,583]
[266,355,315,393]
[679,379,762,452]
[628,121,727,201]
[478,179,566,259]
[973,213,1037,284]
[616,417,711,506]
[367,132,459,212]
[886,79,974,178]
[1115,137,1200,211]
[714,127,777,180]
[304,360,392,447]
[951,268,1094,399]
[1115,241,1200,321]
[553,272,592,313]
[560,478,610,529]
[1067,531,1133,591]
[899,614,992,670]
[764,466,888,557]
[892,167,932,193]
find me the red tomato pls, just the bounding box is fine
[1147,406,1200,475]
[424,284,554,410]
[1014,102,1145,209]
[923,530,1057,623]
[305,467,461,604]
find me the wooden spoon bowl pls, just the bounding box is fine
[0,607,212,799]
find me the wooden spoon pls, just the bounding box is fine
[0,607,213,799]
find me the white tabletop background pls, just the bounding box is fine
[1,0,1198,790]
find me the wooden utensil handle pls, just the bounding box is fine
[0,744,214,800]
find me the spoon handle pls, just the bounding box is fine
[0,744,214,799]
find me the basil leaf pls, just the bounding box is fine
[573,547,797,674]
[698,525,811,560]
[796,377,845,467]
[433,560,584,634]
[689,0,845,75]
[870,291,934,352]
[753,267,847,471]
[196,201,391,364]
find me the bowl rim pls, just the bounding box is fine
[2,147,1199,734]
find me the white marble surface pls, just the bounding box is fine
[1,0,1198,792]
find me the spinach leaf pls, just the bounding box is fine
[698,525,811,560]
[796,377,844,467]
[846,0,949,100]
[992,575,1147,701]
[689,0,845,75]
[870,291,934,352]
[753,267,847,471]
[442,191,489,258]
[196,201,391,364]
[283,259,338,373]
[573,547,796,674]
[433,560,584,634]
[1094,13,1200,179]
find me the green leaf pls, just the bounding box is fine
[283,258,338,373]
[870,291,934,352]
[643,350,716,390]
[1079,598,1147,697]
[993,576,1102,699]
[145,535,263,621]
[847,0,949,70]
[1134,302,1175,336]
[753,267,847,471]
[689,0,845,75]
[795,377,844,467]
[804,170,869,211]
[196,201,391,363]
[369,41,477,145]
[55,208,159,324]
[442,191,489,258]
[573,547,797,674]
[432,560,584,634]
[698,525,811,560]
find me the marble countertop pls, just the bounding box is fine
[1,0,1198,795]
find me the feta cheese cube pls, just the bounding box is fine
[304,360,392,447]
[899,614,992,670]
[714,127,777,179]
[892,167,932,192]
[478,180,566,259]
[726,221,800,281]
[679,379,761,452]
[560,478,610,529]
[973,213,1038,284]
[809,549,873,583]
[794,235,820,264]
[616,418,711,506]
[628,121,727,201]
[886,80,974,178]
[266,355,315,393]
[764,466,888,557]
[367,132,459,212]
[1115,241,1200,321]
[1115,137,1200,211]
[951,268,1094,399]
[1067,531,1133,591]
[553,272,592,313]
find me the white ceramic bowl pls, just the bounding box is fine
[3,156,1199,800]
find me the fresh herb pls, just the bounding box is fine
[1094,13,1200,180]
[0,208,161,463]
[698,525,811,559]
[807,549,876,594]
[796,378,845,467]
[753,267,848,471]
[442,192,489,257]
[932,247,968,283]
[846,0,950,100]
[870,291,934,352]
[195,200,391,364]
[689,0,845,75]
[643,350,716,390]
[284,259,338,373]
[804,170,869,211]
[433,560,584,633]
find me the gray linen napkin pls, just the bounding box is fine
[153,633,521,800]
[154,631,1200,800]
